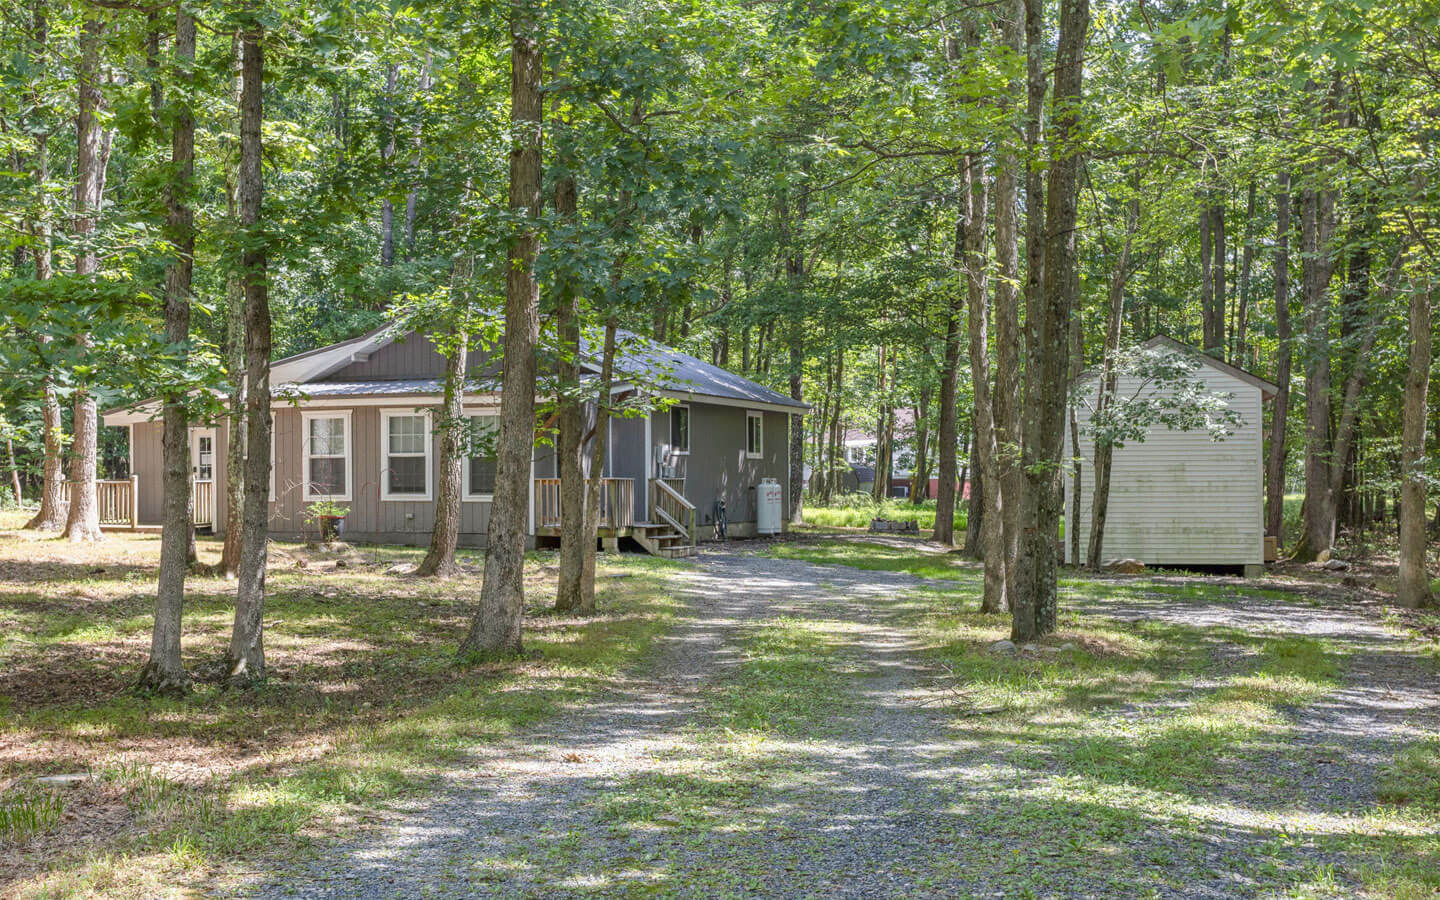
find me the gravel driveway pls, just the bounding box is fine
[248,550,1439,899]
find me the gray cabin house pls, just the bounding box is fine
[102,326,807,557]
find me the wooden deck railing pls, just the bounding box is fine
[533,477,636,531]
[193,480,215,528]
[60,476,138,528]
[649,477,696,547]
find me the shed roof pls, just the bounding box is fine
[1075,335,1280,399]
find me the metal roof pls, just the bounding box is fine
[608,333,810,411]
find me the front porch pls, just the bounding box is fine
[61,477,215,532]
[533,476,698,558]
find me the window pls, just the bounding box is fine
[382,410,431,501]
[746,411,763,459]
[463,414,499,500]
[670,405,690,454]
[302,411,351,500]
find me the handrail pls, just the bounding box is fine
[59,477,138,529]
[650,477,696,547]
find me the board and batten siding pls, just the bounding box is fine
[1064,362,1264,568]
[653,403,789,536]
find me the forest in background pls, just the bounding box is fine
[0,0,1436,690]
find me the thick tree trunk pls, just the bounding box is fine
[139,9,197,696]
[1014,0,1088,642]
[226,17,273,683]
[993,0,1024,598]
[64,16,107,543]
[1085,199,1137,569]
[1265,173,1292,543]
[416,316,469,578]
[554,174,586,611]
[962,157,1005,613]
[1397,282,1433,608]
[1292,183,1338,562]
[461,2,542,656]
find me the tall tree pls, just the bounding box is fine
[460,0,543,656]
[1264,172,1292,544]
[64,15,109,543]
[1396,278,1433,608]
[226,10,273,683]
[1013,0,1088,641]
[139,8,197,696]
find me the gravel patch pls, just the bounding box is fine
[246,552,1439,899]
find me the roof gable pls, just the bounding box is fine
[1075,335,1279,399]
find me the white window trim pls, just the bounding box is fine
[746,410,763,460]
[301,409,353,502]
[381,409,433,502]
[670,403,691,456]
[462,410,499,502]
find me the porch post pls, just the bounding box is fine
[129,473,139,529]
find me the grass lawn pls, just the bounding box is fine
[799,497,965,534]
[0,511,686,897]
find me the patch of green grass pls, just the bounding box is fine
[0,788,65,843]
[801,497,965,533]
[1378,738,1440,810]
[708,617,855,737]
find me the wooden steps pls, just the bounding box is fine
[633,522,697,559]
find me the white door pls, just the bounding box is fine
[191,430,216,483]
[191,429,216,528]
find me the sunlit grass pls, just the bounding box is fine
[0,515,687,897]
[800,497,966,533]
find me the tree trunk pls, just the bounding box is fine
[554,172,586,611]
[226,15,273,684]
[993,0,1024,599]
[789,338,805,522]
[139,8,196,697]
[579,321,617,614]
[219,34,247,577]
[1292,182,1338,562]
[404,52,431,258]
[1235,181,1256,365]
[64,16,107,543]
[962,157,1005,613]
[22,4,63,533]
[1397,280,1433,608]
[1014,0,1088,642]
[379,62,399,268]
[1265,173,1292,544]
[912,386,931,504]
[416,313,469,578]
[933,221,963,546]
[1085,198,1138,570]
[460,1,542,657]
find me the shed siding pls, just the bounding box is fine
[1065,363,1263,567]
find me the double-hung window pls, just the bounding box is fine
[746,411,763,459]
[303,411,352,500]
[464,413,499,500]
[382,410,432,501]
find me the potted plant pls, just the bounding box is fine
[305,500,349,542]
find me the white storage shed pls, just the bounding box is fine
[1064,336,1278,575]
